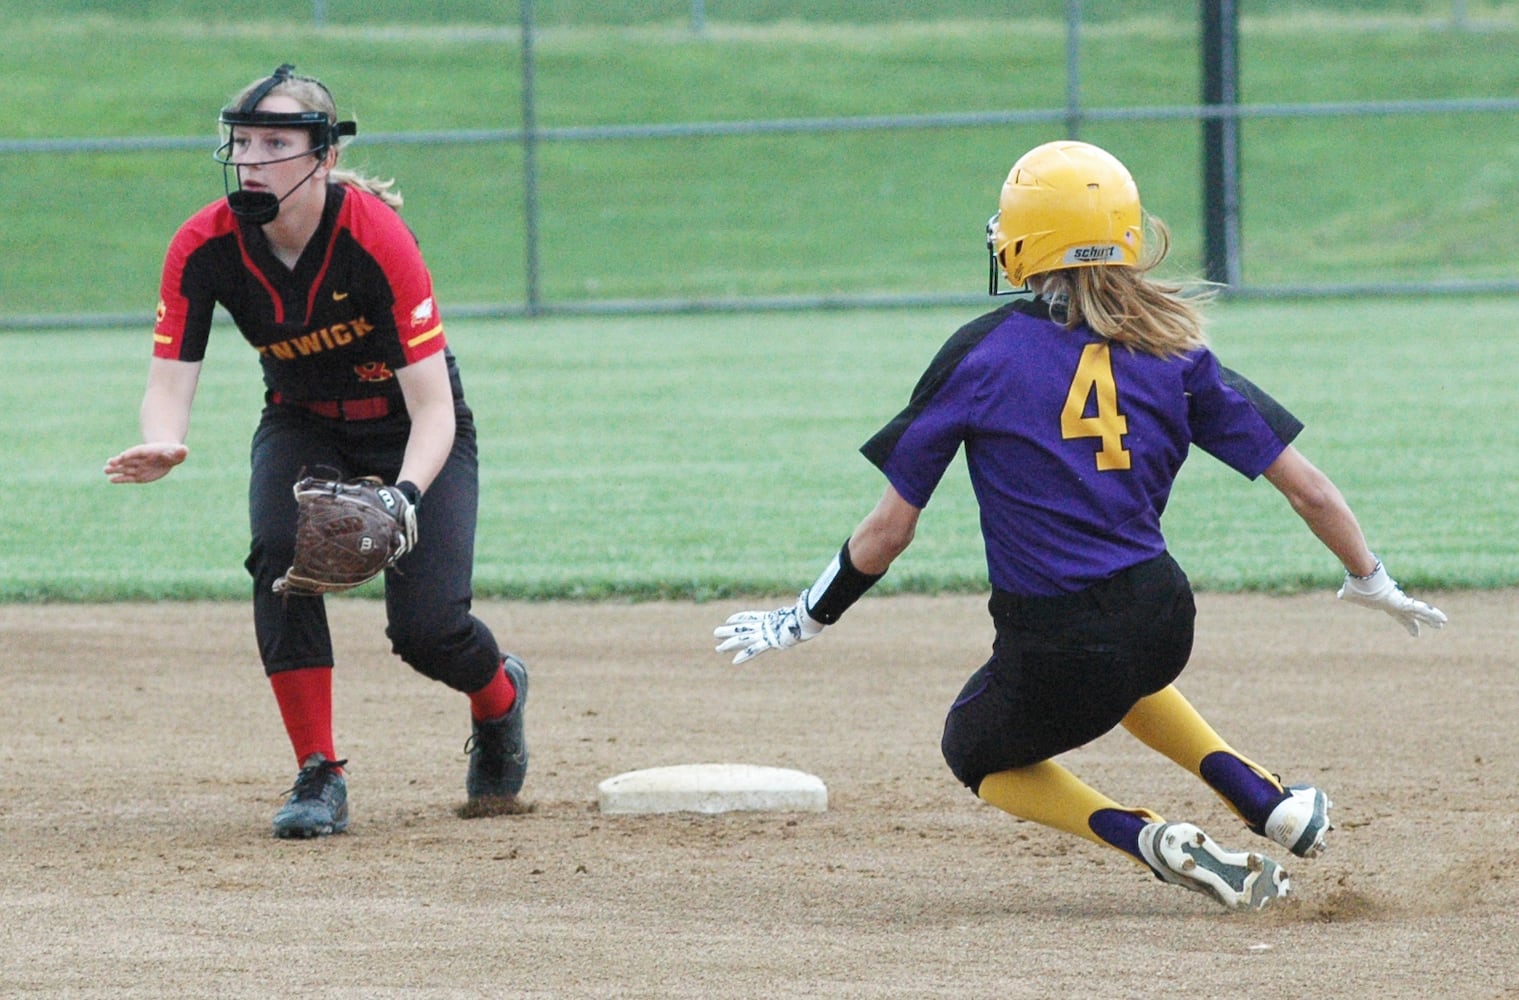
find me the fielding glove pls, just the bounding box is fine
[1336,561,1447,637]
[272,477,413,596]
[714,592,826,665]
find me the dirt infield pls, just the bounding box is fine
[3,591,1516,998]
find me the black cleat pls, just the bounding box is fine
[465,655,529,801]
[272,754,349,839]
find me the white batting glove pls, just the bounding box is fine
[1336,561,1447,637]
[714,592,825,665]
[374,483,418,562]
[394,495,418,555]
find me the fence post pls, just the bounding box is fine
[1201,0,1242,287]
[1065,0,1082,138]
[521,0,542,316]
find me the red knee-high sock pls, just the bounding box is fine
[468,660,517,722]
[269,666,337,768]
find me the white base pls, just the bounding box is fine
[597,763,828,816]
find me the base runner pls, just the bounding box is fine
[715,140,1445,909]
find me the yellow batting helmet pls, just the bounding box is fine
[986,140,1143,292]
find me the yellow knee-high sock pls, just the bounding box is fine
[978,761,1160,855]
[1120,685,1283,822]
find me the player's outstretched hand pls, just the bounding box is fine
[1337,561,1447,637]
[103,442,189,484]
[714,593,825,665]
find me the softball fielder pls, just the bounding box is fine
[105,65,528,838]
[716,140,1445,909]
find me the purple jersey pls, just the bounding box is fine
[862,299,1301,596]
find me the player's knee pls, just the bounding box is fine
[941,721,993,795]
[386,617,449,670]
[386,616,496,692]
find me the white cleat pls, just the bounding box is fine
[1264,784,1333,859]
[1139,821,1290,911]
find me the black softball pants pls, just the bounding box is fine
[245,402,503,695]
[940,552,1196,794]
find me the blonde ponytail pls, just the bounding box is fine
[332,169,403,210]
[1040,215,1215,358]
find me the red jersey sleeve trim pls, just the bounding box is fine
[336,187,447,366]
[154,200,236,360]
[403,322,447,364]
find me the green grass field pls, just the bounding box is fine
[3,3,1514,601]
[6,296,1515,602]
[2,3,1517,319]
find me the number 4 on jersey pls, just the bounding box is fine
[1061,342,1131,471]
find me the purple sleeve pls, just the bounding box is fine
[1186,352,1303,479]
[861,307,1013,508]
[876,392,968,508]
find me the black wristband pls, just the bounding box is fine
[395,480,422,506]
[803,540,885,625]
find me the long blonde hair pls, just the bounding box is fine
[1037,214,1213,357]
[227,70,403,209]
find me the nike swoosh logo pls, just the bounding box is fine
[332,291,349,301]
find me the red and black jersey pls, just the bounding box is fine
[153,184,451,402]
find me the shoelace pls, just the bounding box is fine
[464,719,520,760]
[284,758,348,801]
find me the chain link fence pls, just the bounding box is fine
[2,1,1516,329]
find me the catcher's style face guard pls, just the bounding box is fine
[214,63,357,224]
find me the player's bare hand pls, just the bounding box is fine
[714,594,825,665]
[103,443,189,484]
[1336,561,1447,637]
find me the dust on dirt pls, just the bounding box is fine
[2,591,1515,998]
